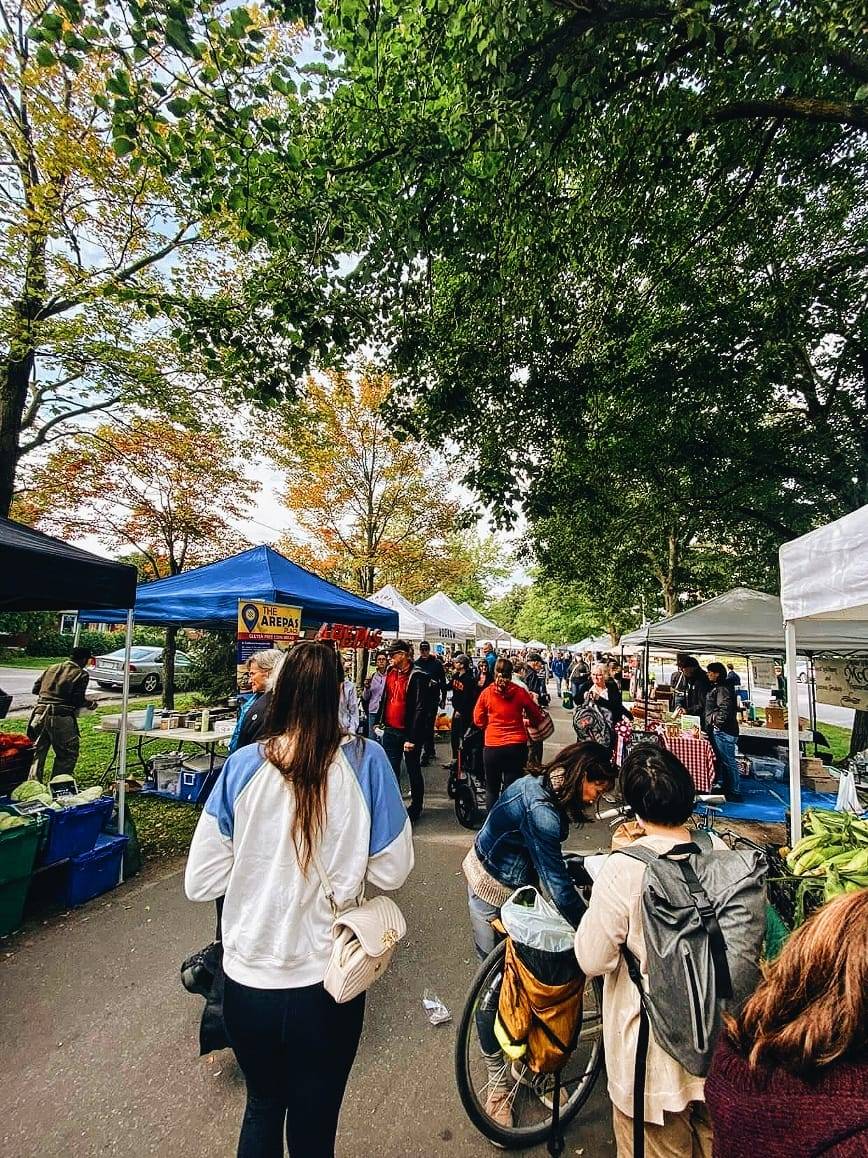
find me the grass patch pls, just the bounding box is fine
[753,708,852,763]
[2,696,202,859]
[0,655,68,669]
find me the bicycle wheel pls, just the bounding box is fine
[455,783,481,829]
[455,939,604,1150]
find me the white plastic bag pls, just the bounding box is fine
[500,886,575,953]
[835,768,862,815]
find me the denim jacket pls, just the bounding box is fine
[473,775,584,928]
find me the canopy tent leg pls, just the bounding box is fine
[643,643,650,721]
[807,655,818,746]
[116,610,134,883]
[73,616,82,648]
[784,621,802,845]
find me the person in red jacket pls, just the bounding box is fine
[473,657,545,810]
[705,888,868,1158]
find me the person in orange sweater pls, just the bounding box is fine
[473,657,546,810]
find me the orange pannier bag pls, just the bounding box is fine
[495,937,585,1074]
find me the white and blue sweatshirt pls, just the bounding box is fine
[184,736,414,989]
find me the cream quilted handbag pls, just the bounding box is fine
[313,850,406,1003]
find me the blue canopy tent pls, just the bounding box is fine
[87,545,399,631]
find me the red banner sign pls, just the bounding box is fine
[316,623,384,649]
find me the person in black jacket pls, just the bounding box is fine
[706,662,742,801]
[444,653,480,770]
[679,656,711,726]
[414,641,448,765]
[377,640,430,822]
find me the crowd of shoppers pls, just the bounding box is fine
[182,633,862,1158]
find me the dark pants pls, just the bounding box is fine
[223,975,365,1158]
[423,709,437,761]
[29,706,80,781]
[483,743,528,812]
[451,710,469,761]
[381,726,424,819]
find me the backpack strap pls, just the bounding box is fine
[675,858,734,1001]
[622,946,649,1158]
[614,845,659,867]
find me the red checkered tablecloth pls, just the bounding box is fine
[658,732,717,793]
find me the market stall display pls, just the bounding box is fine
[657,731,717,793]
[780,506,868,840]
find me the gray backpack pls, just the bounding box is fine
[617,833,766,1156]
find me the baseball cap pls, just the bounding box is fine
[388,640,411,655]
[527,650,543,663]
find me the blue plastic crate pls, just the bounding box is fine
[58,833,128,908]
[40,796,114,866]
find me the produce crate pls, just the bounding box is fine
[40,795,113,867]
[56,833,128,908]
[0,746,33,797]
[764,846,823,930]
[0,875,32,937]
[0,809,43,887]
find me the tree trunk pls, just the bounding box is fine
[848,709,868,758]
[1,300,40,517]
[162,625,177,709]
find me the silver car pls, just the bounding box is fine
[91,646,192,694]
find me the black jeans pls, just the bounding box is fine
[223,975,365,1158]
[483,743,528,812]
[380,726,424,818]
[451,710,469,761]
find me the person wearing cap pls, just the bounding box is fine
[524,651,551,765]
[414,640,448,765]
[377,640,430,822]
[27,646,97,782]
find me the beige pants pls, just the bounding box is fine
[613,1102,712,1158]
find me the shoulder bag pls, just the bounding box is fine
[312,849,406,1003]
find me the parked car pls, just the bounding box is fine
[91,647,191,694]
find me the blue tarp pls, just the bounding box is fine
[84,545,398,632]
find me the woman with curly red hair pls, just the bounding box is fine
[705,889,868,1157]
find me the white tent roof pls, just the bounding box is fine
[620,587,868,656]
[418,592,484,640]
[526,639,547,650]
[572,635,614,654]
[369,586,464,643]
[457,601,510,641]
[780,505,868,622]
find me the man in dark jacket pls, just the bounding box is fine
[414,640,448,765]
[378,640,429,821]
[680,656,711,725]
[28,646,95,781]
[706,662,742,801]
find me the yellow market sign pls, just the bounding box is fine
[237,600,302,653]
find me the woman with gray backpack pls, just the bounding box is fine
[574,744,766,1157]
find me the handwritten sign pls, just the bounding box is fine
[814,659,868,712]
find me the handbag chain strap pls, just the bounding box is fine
[311,848,339,918]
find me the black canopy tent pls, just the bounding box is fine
[0,517,137,611]
[1,516,137,870]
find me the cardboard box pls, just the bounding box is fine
[803,775,838,794]
[800,756,824,777]
[765,706,787,730]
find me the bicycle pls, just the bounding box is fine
[453,792,727,1151]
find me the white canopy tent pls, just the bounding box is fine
[572,635,615,654]
[457,601,510,642]
[620,588,868,656]
[418,592,484,641]
[369,585,467,645]
[780,506,868,841]
[526,639,547,651]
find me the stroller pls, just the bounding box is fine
[449,724,486,829]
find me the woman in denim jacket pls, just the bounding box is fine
[461,741,614,1127]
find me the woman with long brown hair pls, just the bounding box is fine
[185,641,414,1158]
[705,889,868,1157]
